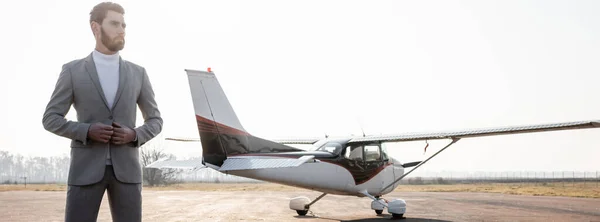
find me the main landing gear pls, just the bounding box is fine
[371,196,405,219]
[361,191,406,219]
[290,192,406,219]
[289,193,327,216]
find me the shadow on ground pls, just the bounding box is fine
[293,214,451,222]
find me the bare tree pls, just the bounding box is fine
[0,151,12,184]
[140,148,182,186]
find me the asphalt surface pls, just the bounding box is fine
[1,189,599,221]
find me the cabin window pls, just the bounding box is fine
[364,145,381,161]
[345,145,364,161]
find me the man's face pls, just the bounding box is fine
[97,10,126,52]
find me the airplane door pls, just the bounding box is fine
[363,143,391,192]
[379,143,396,193]
[341,143,396,193]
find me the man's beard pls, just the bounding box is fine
[100,27,125,52]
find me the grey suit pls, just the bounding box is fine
[42,52,163,221]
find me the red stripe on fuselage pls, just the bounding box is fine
[196,115,250,136]
[225,153,392,185]
[321,161,393,185]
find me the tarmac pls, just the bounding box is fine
[1,188,599,221]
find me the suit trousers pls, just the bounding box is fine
[65,165,142,222]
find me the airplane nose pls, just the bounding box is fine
[390,157,403,167]
[391,158,405,178]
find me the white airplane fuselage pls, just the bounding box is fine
[218,155,405,197]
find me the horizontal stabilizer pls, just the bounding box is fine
[218,155,315,171]
[145,158,206,170]
[165,136,321,145]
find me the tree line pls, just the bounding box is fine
[0,148,183,186]
[0,150,70,184]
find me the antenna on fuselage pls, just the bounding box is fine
[358,118,366,137]
[360,125,365,137]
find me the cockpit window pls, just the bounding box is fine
[381,143,389,161]
[344,143,386,162]
[364,145,381,161]
[316,142,342,153]
[311,140,328,150]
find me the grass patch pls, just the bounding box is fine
[1,182,598,198]
[0,184,67,192]
[394,182,600,198]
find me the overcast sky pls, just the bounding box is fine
[1,0,599,173]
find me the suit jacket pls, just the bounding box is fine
[42,52,163,186]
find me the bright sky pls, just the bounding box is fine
[1,0,599,173]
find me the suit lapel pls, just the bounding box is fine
[84,53,111,112]
[111,58,128,111]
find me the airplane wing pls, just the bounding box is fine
[348,120,600,144]
[165,137,321,145]
[374,119,600,192]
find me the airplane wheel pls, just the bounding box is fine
[296,210,308,216]
[392,213,404,219]
[375,210,383,215]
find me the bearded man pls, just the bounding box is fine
[42,2,163,221]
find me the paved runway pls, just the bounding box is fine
[1,189,599,221]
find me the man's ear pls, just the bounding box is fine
[90,21,100,38]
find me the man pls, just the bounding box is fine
[42,2,162,221]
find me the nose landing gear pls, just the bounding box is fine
[289,193,327,216]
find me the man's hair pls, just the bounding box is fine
[89,2,125,24]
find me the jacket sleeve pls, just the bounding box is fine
[42,64,91,145]
[133,67,163,147]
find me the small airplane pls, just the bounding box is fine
[146,68,600,219]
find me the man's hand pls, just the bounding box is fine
[87,123,114,143]
[111,122,136,145]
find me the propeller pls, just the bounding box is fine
[401,161,422,168]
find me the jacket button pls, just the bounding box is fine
[109,116,113,120]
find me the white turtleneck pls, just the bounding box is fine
[92,49,120,165]
[92,49,120,109]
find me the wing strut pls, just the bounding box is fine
[381,138,461,193]
[304,193,327,210]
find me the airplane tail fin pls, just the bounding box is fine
[185,69,303,168]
